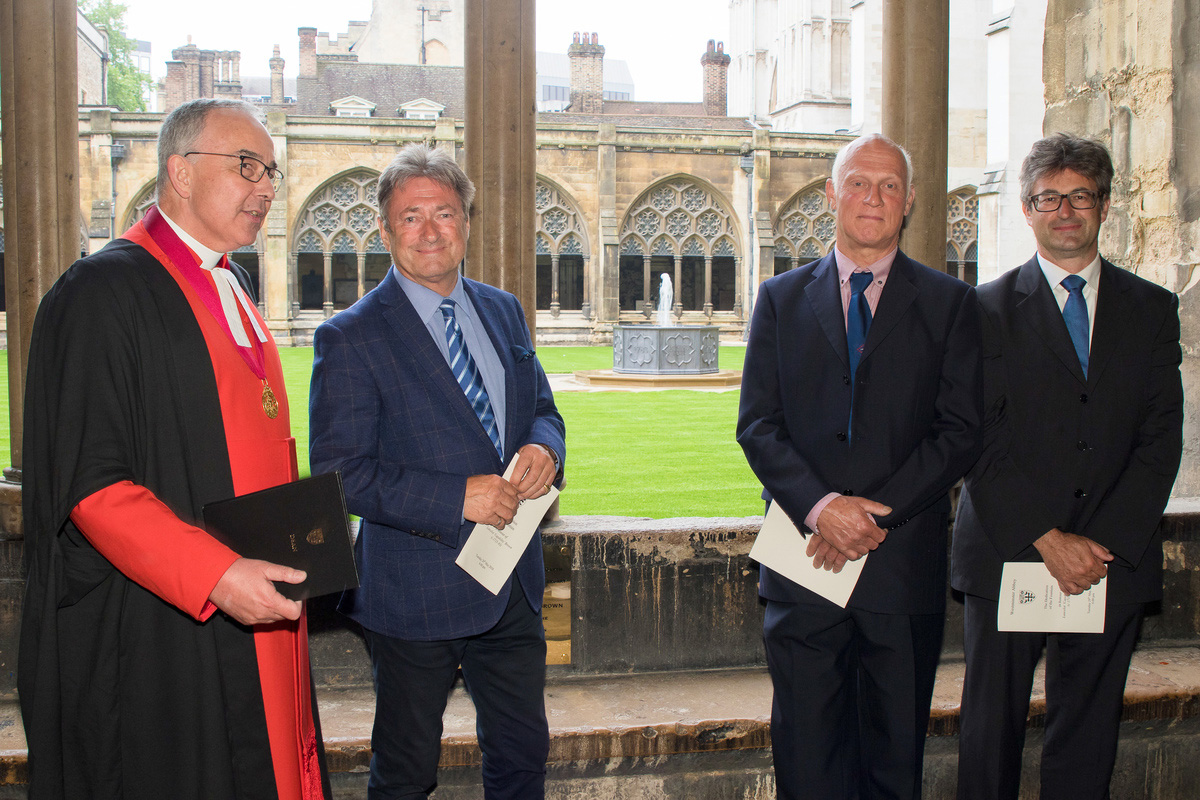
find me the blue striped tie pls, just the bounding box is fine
[439,299,503,458]
[1061,275,1089,377]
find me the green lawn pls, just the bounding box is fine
[7,346,763,518]
[282,346,762,517]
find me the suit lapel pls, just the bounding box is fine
[463,280,519,461]
[805,253,851,367]
[860,252,918,364]
[1014,257,1087,384]
[377,272,487,432]
[1087,260,1131,388]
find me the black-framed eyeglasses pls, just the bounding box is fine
[184,151,283,191]
[1027,190,1099,213]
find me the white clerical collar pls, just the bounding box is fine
[158,208,223,271]
[157,206,266,347]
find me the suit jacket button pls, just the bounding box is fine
[1077,440,1088,451]
[1074,489,1086,498]
[836,431,847,441]
[843,375,851,385]
[1079,393,1089,403]
[842,489,854,496]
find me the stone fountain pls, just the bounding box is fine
[612,274,720,375]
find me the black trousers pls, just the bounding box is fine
[764,598,944,800]
[363,581,549,800]
[956,594,1144,800]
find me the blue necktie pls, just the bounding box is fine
[439,299,503,458]
[847,271,874,384]
[1061,275,1089,377]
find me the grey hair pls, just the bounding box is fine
[1019,132,1113,207]
[156,99,265,198]
[377,143,476,229]
[830,133,914,197]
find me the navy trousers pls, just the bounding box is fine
[956,594,1143,800]
[764,598,944,800]
[363,580,549,800]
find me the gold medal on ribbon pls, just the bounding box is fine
[262,382,279,419]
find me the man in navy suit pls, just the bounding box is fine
[952,134,1183,799]
[309,144,565,800]
[737,133,982,799]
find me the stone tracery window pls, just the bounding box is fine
[773,183,834,275]
[534,178,589,316]
[618,178,740,317]
[293,170,389,314]
[946,187,979,285]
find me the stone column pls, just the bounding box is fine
[673,255,683,318]
[641,255,652,318]
[550,253,561,318]
[882,0,949,273]
[0,0,79,491]
[357,252,366,301]
[704,256,714,317]
[581,255,593,320]
[464,0,537,335]
[596,123,618,325]
[322,252,333,317]
[264,111,291,332]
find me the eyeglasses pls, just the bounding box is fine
[1027,190,1100,213]
[184,151,284,191]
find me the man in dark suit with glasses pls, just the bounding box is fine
[952,133,1184,799]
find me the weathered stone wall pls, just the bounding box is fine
[1043,0,1200,495]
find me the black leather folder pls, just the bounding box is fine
[202,472,358,601]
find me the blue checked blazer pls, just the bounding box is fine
[309,272,565,640]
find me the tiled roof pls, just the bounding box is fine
[295,62,466,118]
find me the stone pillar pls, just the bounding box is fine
[264,110,291,330]
[465,0,537,334]
[703,256,714,317]
[322,252,333,317]
[881,0,949,273]
[701,40,731,117]
[596,123,618,324]
[641,256,652,318]
[0,0,79,491]
[550,254,561,318]
[673,256,683,318]
[568,32,605,114]
[357,252,366,301]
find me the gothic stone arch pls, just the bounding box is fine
[618,176,742,319]
[292,169,386,317]
[534,177,590,318]
[772,181,836,275]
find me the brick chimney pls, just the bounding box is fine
[164,60,186,112]
[568,32,604,114]
[298,27,317,78]
[270,45,285,104]
[701,39,731,117]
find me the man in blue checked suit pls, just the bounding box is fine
[309,144,565,800]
